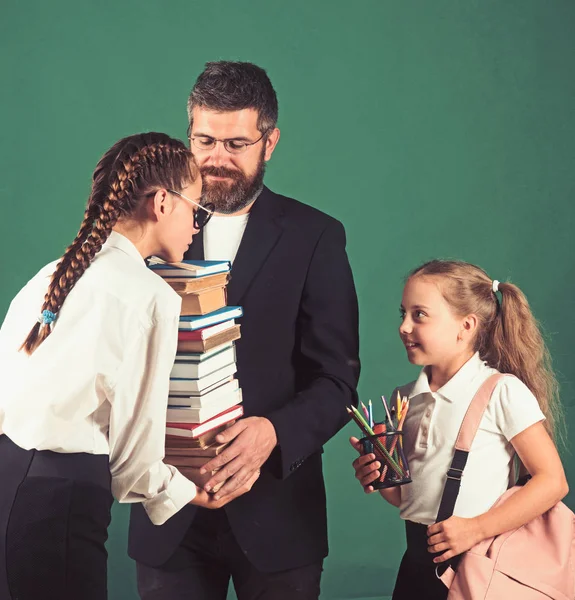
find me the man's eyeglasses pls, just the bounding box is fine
[167,189,215,229]
[186,125,267,155]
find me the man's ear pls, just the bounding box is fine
[264,128,280,161]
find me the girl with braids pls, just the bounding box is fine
[350,260,568,600]
[0,132,257,600]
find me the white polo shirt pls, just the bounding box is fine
[395,353,545,525]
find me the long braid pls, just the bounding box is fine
[21,133,197,354]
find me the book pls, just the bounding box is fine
[166,404,242,436]
[166,425,226,449]
[169,363,237,394]
[167,430,218,448]
[170,375,235,399]
[166,427,223,448]
[165,272,230,294]
[164,441,229,456]
[177,325,241,353]
[168,378,240,408]
[167,390,243,424]
[180,285,227,316]
[165,421,236,449]
[177,320,235,341]
[175,342,234,363]
[171,346,236,380]
[178,306,243,331]
[177,465,224,493]
[165,454,212,468]
[148,258,231,278]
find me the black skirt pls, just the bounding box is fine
[392,520,449,600]
[0,434,113,600]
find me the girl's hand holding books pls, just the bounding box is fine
[189,468,261,509]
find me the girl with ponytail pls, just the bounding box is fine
[350,259,568,600]
[0,133,257,600]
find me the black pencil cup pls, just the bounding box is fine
[360,430,412,489]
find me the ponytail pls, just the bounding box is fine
[483,282,561,440]
[409,260,562,441]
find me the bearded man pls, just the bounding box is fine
[129,61,360,600]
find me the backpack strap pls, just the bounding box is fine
[435,373,506,523]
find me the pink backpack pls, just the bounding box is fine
[437,373,575,600]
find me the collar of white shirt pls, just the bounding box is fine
[409,352,486,403]
[106,230,146,266]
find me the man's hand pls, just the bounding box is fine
[189,469,261,509]
[199,417,278,500]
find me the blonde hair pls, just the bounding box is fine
[409,260,562,440]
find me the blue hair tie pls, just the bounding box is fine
[38,310,57,326]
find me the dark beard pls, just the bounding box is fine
[200,150,266,214]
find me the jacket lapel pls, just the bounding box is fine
[227,187,284,305]
[184,187,285,305]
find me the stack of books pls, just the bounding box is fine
[149,258,244,492]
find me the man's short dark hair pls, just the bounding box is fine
[187,61,278,133]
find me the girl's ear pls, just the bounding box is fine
[459,313,479,342]
[149,189,174,221]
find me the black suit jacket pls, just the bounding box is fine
[128,187,360,572]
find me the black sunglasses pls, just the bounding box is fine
[165,189,215,229]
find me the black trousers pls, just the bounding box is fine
[0,435,113,600]
[392,521,449,600]
[136,508,323,600]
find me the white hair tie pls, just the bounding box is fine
[492,280,500,293]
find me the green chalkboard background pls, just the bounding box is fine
[1,1,573,598]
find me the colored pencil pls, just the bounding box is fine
[380,399,410,482]
[381,395,394,430]
[360,401,369,421]
[348,406,404,477]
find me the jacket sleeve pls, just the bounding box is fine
[265,219,360,478]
